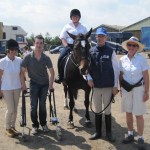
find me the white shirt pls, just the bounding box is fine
[112,50,119,87]
[119,53,149,84]
[0,56,22,90]
[59,22,87,44]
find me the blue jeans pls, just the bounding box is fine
[30,80,49,128]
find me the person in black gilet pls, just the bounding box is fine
[87,27,119,141]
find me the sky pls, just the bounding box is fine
[0,0,150,37]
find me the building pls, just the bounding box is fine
[92,16,150,40]
[120,16,150,40]
[91,24,128,43]
[92,24,125,33]
[0,22,5,39]
[4,25,27,48]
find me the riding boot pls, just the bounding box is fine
[105,114,115,142]
[55,59,63,84]
[89,114,102,140]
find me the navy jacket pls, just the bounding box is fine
[89,44,114,88]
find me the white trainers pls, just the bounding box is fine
[31,127,38,135]
[42,125,49,132]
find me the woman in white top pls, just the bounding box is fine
[0,39,22,137]
[119,36,149,146]
[55,9,87,84]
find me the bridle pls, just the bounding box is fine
[69,37,91,68]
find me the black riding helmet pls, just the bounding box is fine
[6,39,19,50]
[70,9,81,19]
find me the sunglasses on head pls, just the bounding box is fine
[127,43,138,48]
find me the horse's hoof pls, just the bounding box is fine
[67,121,74,129]
[64,106,69,110]
[85,120,92,128]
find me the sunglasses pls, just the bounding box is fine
[127,43,138,48]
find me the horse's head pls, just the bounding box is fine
[67,28,92,75]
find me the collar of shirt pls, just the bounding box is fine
[6,56,16,62]
[127,52,138,59]
[70,22,81,28]
[31,51,46,61]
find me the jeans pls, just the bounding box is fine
[30,80,49,128]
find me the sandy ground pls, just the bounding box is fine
[0,51,150,150]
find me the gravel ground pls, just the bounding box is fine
[0,52,150,150]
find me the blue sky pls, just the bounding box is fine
[0,0,149,37]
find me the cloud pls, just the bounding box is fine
[0,0,150,37]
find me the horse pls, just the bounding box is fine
[61,28,92,128]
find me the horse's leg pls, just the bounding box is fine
[67,87,75,129]
[73,90,78,113]
[63,85,69,109]
[84,88,92,127]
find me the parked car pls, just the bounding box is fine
[49,45,63,54]
[106,41,127,54]
[90,40,127,54]
[0,39,7,59]
[49,45,57,50]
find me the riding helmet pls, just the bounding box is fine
[70,9,81,19]
[6,39,19,50]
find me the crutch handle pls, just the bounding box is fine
[50,89,54,92]
[22,90,27,95]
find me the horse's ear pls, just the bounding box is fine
[66,31,76,40]
[86,28,92,39]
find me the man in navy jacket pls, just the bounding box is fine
[87,27,119,141]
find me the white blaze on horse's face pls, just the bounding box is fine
[79,59,89,75]
[81,40,86,47]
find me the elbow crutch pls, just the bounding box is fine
[49,89,62,141]
[20,89,31,142]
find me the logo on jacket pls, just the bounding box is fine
[102,55,109,59]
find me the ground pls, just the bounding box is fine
[0,52,150,150]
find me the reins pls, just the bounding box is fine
[90,88,115,115]
[69,53,79,68]
[63,53,80,79]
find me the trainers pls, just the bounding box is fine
[31,127,38,135]
[122,134,134,144]
[5,129,15,137]
[10,127,20,136]
[42,125,49,132]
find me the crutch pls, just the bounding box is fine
[20,89,31,141]
[20,90,27,141]
[49,89,62,141]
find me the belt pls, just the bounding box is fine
[134,82,143,87]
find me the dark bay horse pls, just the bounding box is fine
[61,29,92,128]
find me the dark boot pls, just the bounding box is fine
[89,114,102,140]
[105,114,115,142]
[55,59,63,84]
